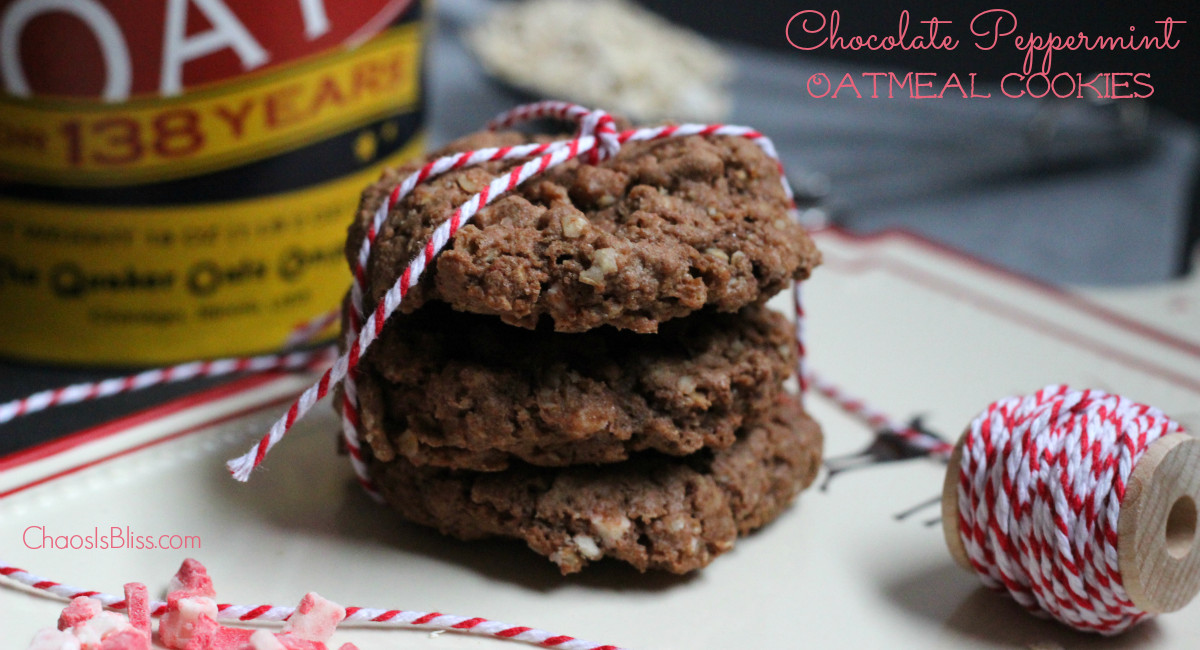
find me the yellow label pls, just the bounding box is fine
[0,138,422,365]
[0,25,421,186]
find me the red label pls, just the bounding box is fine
[1,0,414,100]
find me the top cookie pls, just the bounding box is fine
[348,128,820,333]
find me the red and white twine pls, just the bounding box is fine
[954,385,1186,634]
[4,102,1170,640]
[806,372,954,459]
[0,348,335,426]
[224,101,807,488]
[0,561,624,650]
[0,102,838,648]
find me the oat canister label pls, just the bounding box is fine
[0,0,424,364]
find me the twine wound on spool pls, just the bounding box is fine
[942,385,1200,634]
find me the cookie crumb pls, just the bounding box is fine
[561,213,588,239]
[705,248,729,263]
[573,534,603,560]
[579,248,619,287]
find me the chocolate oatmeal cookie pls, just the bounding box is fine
[370,394,822,574]
[357,302,796,471]
[348,129,820,333]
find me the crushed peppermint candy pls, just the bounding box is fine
[25,560,356,650]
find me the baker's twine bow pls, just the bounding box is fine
[225,101,813,483]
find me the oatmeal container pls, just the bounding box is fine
[0,0,426,364]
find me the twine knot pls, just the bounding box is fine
[577,108,620,163]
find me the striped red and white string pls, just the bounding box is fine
[0,102,959,646]
[806,372,954,459]
[954,385,1185,634]
[0,347,335,427]
[0,101,938,474]
[0,560,623,650]
[224,100,830,488]
[3,103,1191,640]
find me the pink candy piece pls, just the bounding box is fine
[182,615,331,650]
[30,560,353,650]
[181,614,252,650]
[123,583,150,637]
[167,559,216,599]
[158,561,346,650]
[159,596,218,649]
[58,597,102,631]
[97,629,149,650]
[273,636,327,650]
[40,595,144,650]
[162,560,221,649]
[282,593,346,642]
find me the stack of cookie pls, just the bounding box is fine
[344,127,823,574]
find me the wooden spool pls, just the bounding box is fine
[941,432,1200,614]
